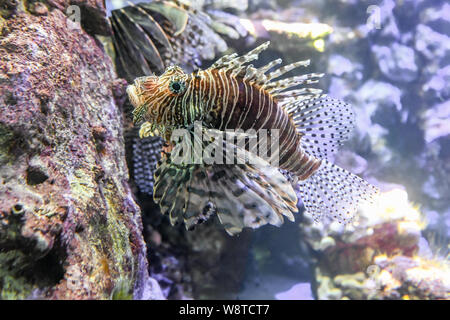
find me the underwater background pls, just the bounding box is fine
[0,0,449,299]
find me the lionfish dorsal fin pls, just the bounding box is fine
[140,1,189,36]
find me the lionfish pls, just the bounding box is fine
[128,41,379,235]
[110,0,249,194]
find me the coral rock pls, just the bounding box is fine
[0,9,158,299]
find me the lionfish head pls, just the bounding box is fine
[127,66,189,124]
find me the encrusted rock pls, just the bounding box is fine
[0,9,158,299]
[372,43,419,83]
[415,24,450,61]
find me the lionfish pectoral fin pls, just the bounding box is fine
[215,156,299,236]
[298,160,379,223]
[153,128,298,235]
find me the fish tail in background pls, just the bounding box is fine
[132,135,164,195]
[297,160,379,223]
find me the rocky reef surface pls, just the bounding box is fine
[0,1,162,299]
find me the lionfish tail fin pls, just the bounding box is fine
[298,160,379,223]
[153,129,298,235]
[132,134,163,195]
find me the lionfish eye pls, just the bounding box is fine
[169,80,186,94]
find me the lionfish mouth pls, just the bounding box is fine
[127,76,157,124]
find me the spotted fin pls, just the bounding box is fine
[298,160,379,223]
[132,135,164,195]
[287,95,355,160]
[153,128,298,235]
[140,1,189,36]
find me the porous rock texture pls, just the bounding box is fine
[0,3,161,299]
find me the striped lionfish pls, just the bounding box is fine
[128,41,379,235]
[110,0,248,195]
